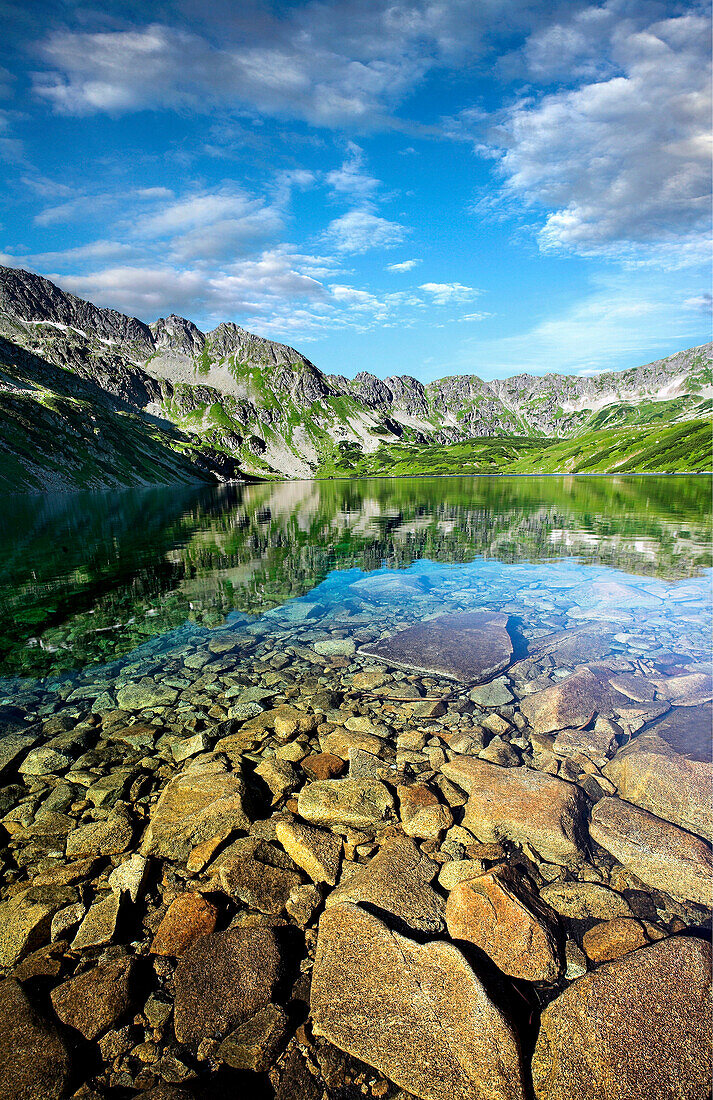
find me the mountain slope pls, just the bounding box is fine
[0,265,710,489]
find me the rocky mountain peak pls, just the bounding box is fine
[206,321,314,369]
[0,265,154,353]
[150,314,206,355]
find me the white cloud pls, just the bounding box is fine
[31,2,579,128]
[683,294,712,313]
[483,9,711,259]
[326,142,381,202]
[453,268,712,379]
[51,247,331,323]
[419,282,481,305]
[386,258,421,272]
[324,209,406,253]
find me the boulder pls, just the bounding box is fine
[297,778,395,832]
[216,1004,289,1072]
[359,611,513,683]
[0,979,69,1100]
[539,882,634,921]
[150,893,218,956]
[311,903,526,1100]
[141,756,250,862]
[582,918,652,964]
[50,956,136,1040]
[326,836,445,934]
[398,783,453,839]
[445,865,562,983]
[442,758,586,867]
[174,926,282,1044]
[275,819,342,885]
[116,678,178,710]
[604,705,712,840]
[532,937,712,1100]
[589,797,713,907]
[65,813,133,858]
[0,887,76,968]
[520,666,624,734]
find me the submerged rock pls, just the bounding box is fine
[141,756,250,861]
[150,893,218,956]
[442,758,586,867]
[51,956,137,1040]
[297,777,396,831]
[589,796,713,906]
[173,926,282,1044]
[359,611,513,683]
[326,836,445,934]
[604,704,712,840]
[532,937,712,1100]
[0,978,69,1100]
[311,903,526,1100]
[445,864,562,983]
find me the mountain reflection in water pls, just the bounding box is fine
[0,475,710,679]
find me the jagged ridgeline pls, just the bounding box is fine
[0,264,710,490]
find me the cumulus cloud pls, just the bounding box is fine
[386,258,421,272]
[483,8,711,259]
[31,1,579,128]
[52,248,331,322]
[326,143,381,202]
[324,209,406,253]
[419,282,481,305]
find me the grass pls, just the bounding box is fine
[318,420,713,479]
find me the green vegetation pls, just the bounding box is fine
[320,421,712,479]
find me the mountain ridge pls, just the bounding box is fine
[0,264,710,489]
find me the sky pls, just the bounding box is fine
[0,0,710,382]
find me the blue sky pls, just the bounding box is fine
[0,0,710,381]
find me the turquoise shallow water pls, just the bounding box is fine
[0,474,710,695]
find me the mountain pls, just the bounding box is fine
[0,264,710,491]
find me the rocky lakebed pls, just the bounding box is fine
[0,560,710,1100]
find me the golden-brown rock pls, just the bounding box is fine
[441,758,586,867]
[150,893,218,957]
[532,937,712,1100]
[312,903,526,1100]
[445,865,562,982]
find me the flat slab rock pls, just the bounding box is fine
[442,758,587,867]
[359,612,513,683]
[532,937,712,1100]
[311,903,526,1100]
[589,796,713,907]
[326,836,445,935]
[604,704,713,841]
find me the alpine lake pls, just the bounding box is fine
[0,474,711,1100]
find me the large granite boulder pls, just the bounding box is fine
[174,926,282,1044]
[297,778,395,831]
[589,797,713,907]
[326,836,445,934]
[520,666,625,734]
[604,704,712,840]
[0,978,69,1100]
[50,956,137,1040]
[311,903,526,1100]
[141,755,250,862]
[532,937,712,1100]
[359,611,513,683]
[442,758,587,867]
[445,865,562,983]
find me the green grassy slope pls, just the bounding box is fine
[319,420,712,479]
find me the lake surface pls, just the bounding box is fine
[1,474,711,683]
[0,475,710,1098]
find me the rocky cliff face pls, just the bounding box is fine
[0,264,710,488]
